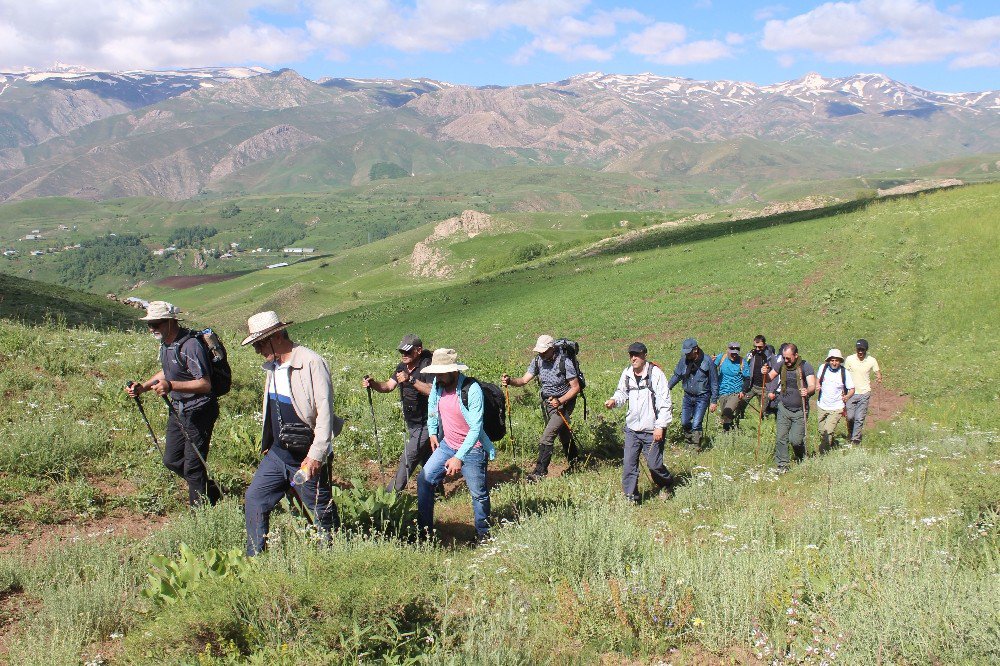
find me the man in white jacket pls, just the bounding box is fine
[605,342,676,503]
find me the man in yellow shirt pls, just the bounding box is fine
[843,339,882,444]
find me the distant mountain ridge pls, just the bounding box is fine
[0,66,997,202]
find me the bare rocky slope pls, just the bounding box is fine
[0,68,997,202]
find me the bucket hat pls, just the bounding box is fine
[826,348,845,361]
[533,334,555,353]
[140,300,181,321]
[423,348,469,374]
[241,311,293,346]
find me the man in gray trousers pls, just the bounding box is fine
[362,334,434,491]
[605,342,675,503]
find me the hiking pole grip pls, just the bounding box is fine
[127,381,164,456]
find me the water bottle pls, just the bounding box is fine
[292,466,311,486]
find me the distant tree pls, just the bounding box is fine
[56,235,154,287]
[219,203,241,218]
[369,162,410,181]
[168,225,218,248]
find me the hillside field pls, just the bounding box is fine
[0,184,997,664]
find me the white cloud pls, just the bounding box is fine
[0,0,309,71]
[623,23,732,65]
[725,32,745,45]
[761,0,1000,69]
[754,4,788,21]
[509,7,649,64]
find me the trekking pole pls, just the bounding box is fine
[126,381,164,458]
[504,385,518,471]
[800,367,809,456]
[161,395,224,501]
[363,376,387,485]
[756,390,764,460]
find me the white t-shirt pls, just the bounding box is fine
[817,363,855,411]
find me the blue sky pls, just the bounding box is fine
[1,1,997,91]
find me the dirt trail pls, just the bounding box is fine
[0,510,170,558]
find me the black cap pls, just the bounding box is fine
[398,334,422,352]
[628,342,648,355]
[855,339,869,350]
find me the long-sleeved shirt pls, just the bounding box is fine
[668,351,720,402]
[716,353,751,396]
[610,363,672,431]
[427,374,497,462]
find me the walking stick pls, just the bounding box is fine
[504,385,517,470]
[126,381,164,458]
[161,395,224,501]
[756,389,765,459]
[800,367,809,457]
[363,376,387,485]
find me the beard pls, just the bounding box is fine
[152,332,163,341]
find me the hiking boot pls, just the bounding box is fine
[691,431,703,449]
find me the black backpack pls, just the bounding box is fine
[460,377,507,442]
[172,328,232,397]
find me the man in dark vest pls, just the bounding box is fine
[125,300,221,506]
[765,343,817,471]
[363,334,434,491]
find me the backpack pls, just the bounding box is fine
[542,338,588,417]
[172,328,232,397]
[625,362,666,416]
[817,363,847,401]
[460,377,507,442]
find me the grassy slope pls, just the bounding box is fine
[0,185,997,664]
[0,272,141,330]
[299,184,1000,417]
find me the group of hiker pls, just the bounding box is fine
[125,301,882,553]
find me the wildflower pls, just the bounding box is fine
[692,617,704,628]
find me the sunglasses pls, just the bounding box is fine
[251,335,274,350]
[146,320,167,329]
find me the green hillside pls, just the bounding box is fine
[0,184,997,664]
[0,272,141,329]
[299,184,1000,417]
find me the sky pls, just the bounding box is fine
[0,0,997,92]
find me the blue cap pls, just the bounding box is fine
[681,337,698,353]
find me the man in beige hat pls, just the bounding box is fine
[502,334,581,482]
[241,311,341,556]
[418,348,494,540]
[125,301,221,506]
[815,348,855,453]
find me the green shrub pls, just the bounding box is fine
[330,480,418,538]
[140,543,252,606]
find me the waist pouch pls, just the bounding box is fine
[279,422,314,457]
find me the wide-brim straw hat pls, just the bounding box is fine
[423,348,469,374]
[241,311,293,346]
[826,348,844,361]
[140,300,181,321]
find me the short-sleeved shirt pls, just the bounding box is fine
[816,363,855,411]
[527,352,576,398]
[267,361,309,464]
[159,329,212,409]
[397,350,433,425]
[768,360,816,411]
[844,354,880,395]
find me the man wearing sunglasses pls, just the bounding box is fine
[362,334,434,491]
[125,300,220,506]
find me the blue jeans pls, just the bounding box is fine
[245,449,337,556]
[417,444,490,537]
[681,393,711,432]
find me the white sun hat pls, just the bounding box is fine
[140,300,181,321]
[241,311,294,346]
[423,348,469,374]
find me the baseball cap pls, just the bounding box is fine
[681,337,698,354]
[727,342,741,352]
[398,334,422,352]
[628,342,647,355]
[855,339,869,350]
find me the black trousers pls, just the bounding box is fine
[164,399,220,505]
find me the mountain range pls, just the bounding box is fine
[0,65,997,202]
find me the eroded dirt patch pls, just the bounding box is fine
[0,510,170,559]
[155,271,250,289]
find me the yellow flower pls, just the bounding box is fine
[692,617,704,628]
